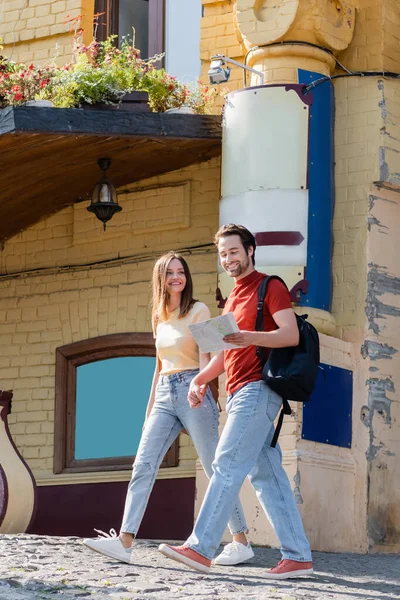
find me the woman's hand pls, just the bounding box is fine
[188,379,207,408]
[223,330,255,347]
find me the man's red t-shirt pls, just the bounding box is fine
[223,270,292,396]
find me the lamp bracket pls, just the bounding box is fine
[98,157,112,171]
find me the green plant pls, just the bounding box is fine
[43,30,219,113]
[184,82,223,114]
[0,31,220,113]
[139,67,188,112]
[42,34,145,107]
[0,40,56,107]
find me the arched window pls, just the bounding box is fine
[54,333,178,474]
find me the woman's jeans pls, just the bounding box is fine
[186,380,312,562]
[121,369,247,537]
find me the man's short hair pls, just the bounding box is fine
[214,224,256,266]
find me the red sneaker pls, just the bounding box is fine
[264,559,313,580]
[158,543,211,574]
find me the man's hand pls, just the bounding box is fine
[223,330,255,347]
[188,378,207,408]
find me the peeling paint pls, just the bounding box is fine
[380,125,400,142]
[369,194,396,210]
[366,378,393,425]
[366,263,400,334]
[293,470,303,505]
[361,377,394,461]
[378,79,400,184]
[361,407,384,461]
[368,195,394,232]
[384,449,395,457]
[378,148,400,186]
[361,340,397,360]
[378,81,396,127]
[367,214,387,233]
[379,147,390,182]
[367,442,384,462]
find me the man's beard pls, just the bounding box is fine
[226,255,250,277]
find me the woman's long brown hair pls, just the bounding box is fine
[151,251,196,333]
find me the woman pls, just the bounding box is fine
[83,252,253,567]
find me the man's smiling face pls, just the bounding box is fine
[218,234,254,280]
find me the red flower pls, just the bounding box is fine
[11,85,21,92]
[29,64,34,71]
[14,93,24,101]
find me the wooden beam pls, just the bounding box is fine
[0,107,221,139]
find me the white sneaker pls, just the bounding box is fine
[213,541,254,566]
[82,529,132,564]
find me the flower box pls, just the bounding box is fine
[82,91,150,112]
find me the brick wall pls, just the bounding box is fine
[336,0,383,71]
[383,0,400,71]
[200,0,244,110]
[332,78,381,340]
[332,74,399,340]
[0,158,221,479]
[0,0,94,64]
[337,0,400,73]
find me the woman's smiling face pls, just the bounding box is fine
[165,258,187,295]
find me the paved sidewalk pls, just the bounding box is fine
[0,535,399,600]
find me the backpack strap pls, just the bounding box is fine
[255,275,292,449]
[255,276,269,365]
[255,276,269,332]
[271,398,292,448]
[255,275,289,365]
[256,275,289,330]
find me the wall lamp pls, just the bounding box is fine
[87,158,122,231]
[208,54,264,86]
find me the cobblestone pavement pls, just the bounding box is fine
[0,535,399,600]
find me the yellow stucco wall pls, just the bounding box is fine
[0,158,221,484]
[333,77,380,342]
[337,0,400,72]
[0,0,93,63]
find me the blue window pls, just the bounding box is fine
[54,333,178,474]
[75,356,155,460]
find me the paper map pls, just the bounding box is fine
[188,312,241,353]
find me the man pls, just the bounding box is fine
[158,224,313,580]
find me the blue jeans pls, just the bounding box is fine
[186,380,312,562]
[121,369,247,536]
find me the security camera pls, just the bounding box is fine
[208,58,231,85]
[208,54,264,87]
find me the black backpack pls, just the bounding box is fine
[255,276,320,447]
